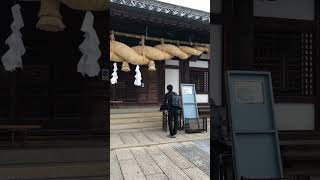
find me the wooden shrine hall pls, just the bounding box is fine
[0,1,109,141]
[110,0,210,106]
[109,0,210,131]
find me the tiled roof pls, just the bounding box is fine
[110,0,210,23]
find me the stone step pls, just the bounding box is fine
[110,107,160,114]
[111,112,162,119]
[111,117,162,124]
[0,148,107,166]
[110,127,162,134]
[110,121,162,130]
[0,162,108,179]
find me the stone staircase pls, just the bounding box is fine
[0,147,108,179]
[110,107,162,132]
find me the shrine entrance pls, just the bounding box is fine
[110,63,163,105]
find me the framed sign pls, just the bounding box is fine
[182,86,193,95]
[226,71,283,180]
[234,80,264,104]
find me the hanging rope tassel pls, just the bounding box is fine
[1,4,25,72]
[134,65,142,86]
[110,62,118,84]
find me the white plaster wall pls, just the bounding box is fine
[210,25,223,105]
[274,103,315,130]
[254,0,315,20]
[196,94,209,103]
[165,68,180,95]
[165,60,179,66]
[189,61,209,68]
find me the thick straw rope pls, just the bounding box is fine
[59,0,108,11]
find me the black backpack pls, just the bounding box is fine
[169,92,181,108]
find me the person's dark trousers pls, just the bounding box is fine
[168,108,179,136]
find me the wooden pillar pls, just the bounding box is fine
[221,0,234,106]
[231,0,254,70]
[179,60,190,83]
[159,61,166,102]
[9,72,16,122]
[315,0,320,131]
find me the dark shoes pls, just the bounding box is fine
[168,134,176,138]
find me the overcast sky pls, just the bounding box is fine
[156,0,210,12]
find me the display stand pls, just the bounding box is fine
[180,84,201,133]
[225,71,283,180]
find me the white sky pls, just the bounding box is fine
[156,0,210,12]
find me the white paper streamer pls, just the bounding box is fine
[134,65,142,86]
[77,11,101,77]
[1,4,25,72]
[110,63,118,84]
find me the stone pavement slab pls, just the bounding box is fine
[183,167,210,180]
[111,129,210,180]
[131,147,163,175]
[171,142,210,176]
[115,148,134,161]
[110,151,124,180]
[158,144,195,169]
[146,146,191,180]
[119,159,146,180]
[146,173,170,180]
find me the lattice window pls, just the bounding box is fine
[254,31,314,98]
[190,69,209,94]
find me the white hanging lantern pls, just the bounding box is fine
[134,65,142,86]
[1,4,25,72]
[110,63,118,84]
[77,11,101,77]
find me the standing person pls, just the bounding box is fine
[163,85,180,138]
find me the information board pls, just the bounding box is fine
[180,84,199,132]
[225,71,283,180]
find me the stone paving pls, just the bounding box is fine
[110,129,210,180]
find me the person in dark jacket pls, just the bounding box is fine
[163,85,179,138]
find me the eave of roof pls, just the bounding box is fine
[110,0,210,24]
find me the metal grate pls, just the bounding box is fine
[254,31,314,98]
[190,69,209,94]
